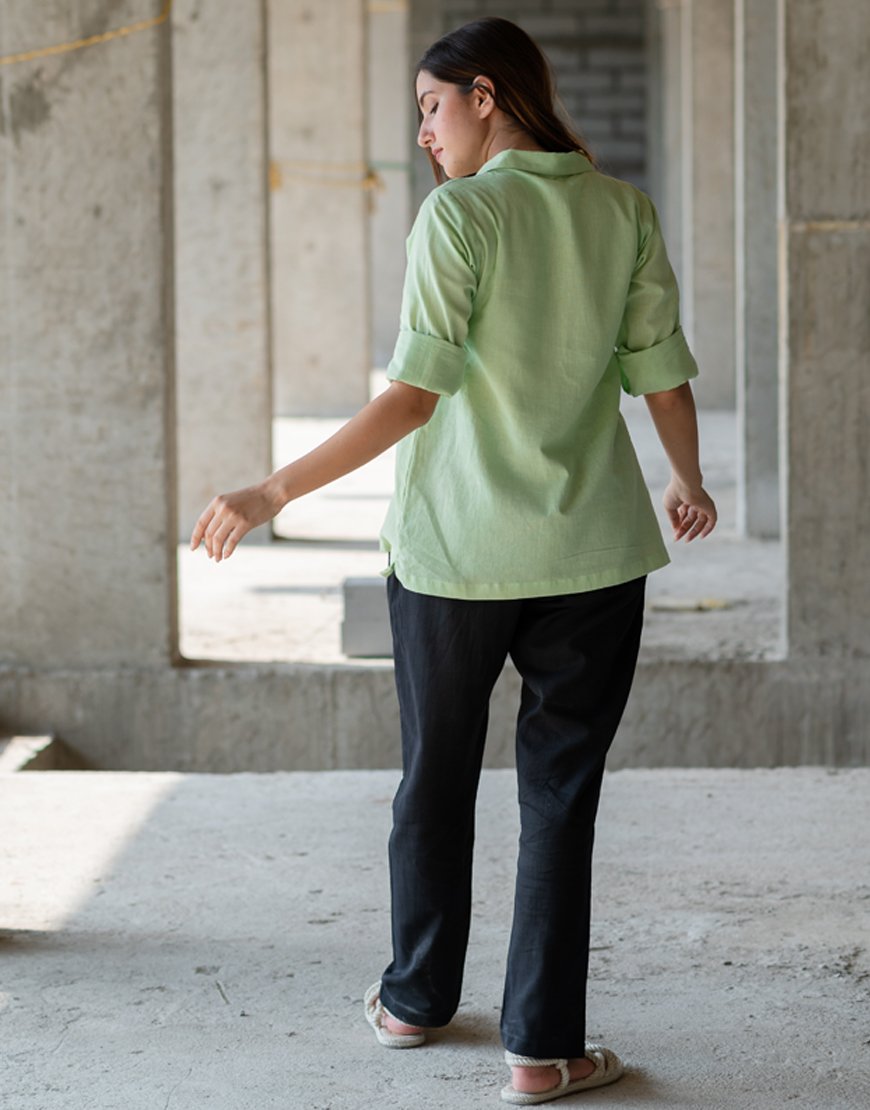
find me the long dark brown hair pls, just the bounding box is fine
[415,17,600,185]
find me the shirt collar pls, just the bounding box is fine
[476,148,595,178]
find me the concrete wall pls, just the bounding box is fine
[173,0,273,543]
[0,654,865,771]
[268,0,371,417]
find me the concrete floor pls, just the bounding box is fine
[2,767,868,1109]
[178,392,783,665]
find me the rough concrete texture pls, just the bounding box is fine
[735,0,780,538]
[1,768,869,1108]
[173,0,272,543]
[780,0,870,664]
[0,3,177,669]
[268,0,370,417]
[684,0,737,411]
[648,0,685,288]
[366,0,413,370]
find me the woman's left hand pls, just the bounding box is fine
[190,481,278,562]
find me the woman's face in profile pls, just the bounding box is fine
[415,70,490,179]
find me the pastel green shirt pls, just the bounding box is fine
[379,147,699,600]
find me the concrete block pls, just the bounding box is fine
[556,69,616,95]
[341,577,392,658]
[580,92,646,115]
[585,47,643,68]
[332,665,401,768]
[542,43,585,69]
[615,115,647,139]
[595,137,647,163]
[0,650,867,772]
[575,117,618,142]
[549,0,614,11]
[583,14,645,38]
[616,65,647,91]
[513,16,582,38]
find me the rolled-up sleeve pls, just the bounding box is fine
[614,194,699,396]
[386,190,477,398]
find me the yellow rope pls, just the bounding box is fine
[270,159,385,193]
[0,0,173,68]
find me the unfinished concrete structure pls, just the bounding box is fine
[1,1,867,770]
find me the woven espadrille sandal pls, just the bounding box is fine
[363,981,426,1048]
[501,1044,624,1104]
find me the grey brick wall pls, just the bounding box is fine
[410,0,649,209]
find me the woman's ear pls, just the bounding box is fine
[471,76,496,117]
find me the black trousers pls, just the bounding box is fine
[378,570,646,1058]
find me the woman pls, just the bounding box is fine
[191,17,716,1105]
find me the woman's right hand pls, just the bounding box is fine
[663,478,717,542]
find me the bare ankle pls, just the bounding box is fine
[384,1012,424,1035]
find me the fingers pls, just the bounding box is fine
[673,504,717,542]
[208,511,247,562]
[220,527,245,561]
[209,519,235,562]
[192,496,243,562]
[190,507,213,551]
[671,503,693,540]
[683,513,707,542]
[697,514,717,539]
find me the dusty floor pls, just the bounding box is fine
[2,767,868,1109]
[178,389,783,665]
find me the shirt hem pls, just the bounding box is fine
[383,550,670,600]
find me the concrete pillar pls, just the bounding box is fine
[682,0,736,409]
[735,0,780,538]
[779,0,870,663]
[0,3,178,670]
[647,1,686,287]
[367,0,412,370]
[172,0,272,543]
[267,0,371,417]
[409,2,445,213]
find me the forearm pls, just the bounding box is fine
[643,381,704,491]
[262,381,435,511]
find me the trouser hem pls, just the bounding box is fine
[378,986,454,1029]
[501,1028,589,1060]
